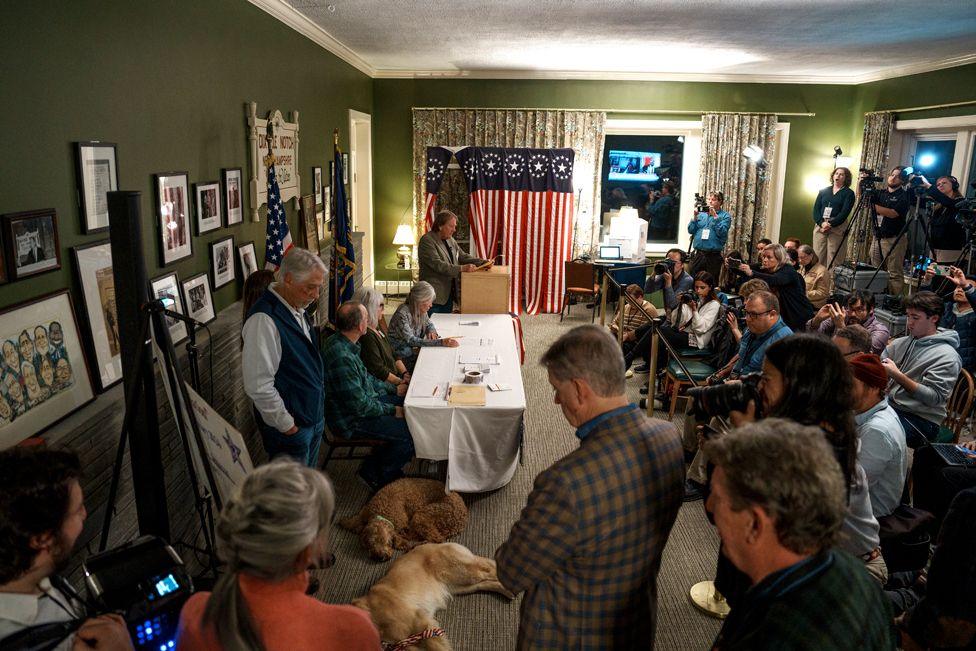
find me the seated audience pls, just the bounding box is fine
[323,302,413,490]
[724,278,771,345]
[0,447,133,651]
[797,244,830,308]
[177,459,380,650]
[939,276,976,374]
[754,237,772,264]
[610,283,656,344]
[241,269,276,323]
[352,287,409,386]
[833,324,873,357]
[808,289,890,355]
[881,291,962,448]
[786,246,800,270]
[496,326,683,649]
[849,353,908,518]
[705,421,894,650]
[734,243,814,332]
[644,248,693,314]
[784,236,801,251]
[387,281,460,371]
[714,291,792,381]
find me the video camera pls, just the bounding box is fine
[654,258,677,276]
[694,192,708,214]
[955,196,976,231]
[685,373,763,420]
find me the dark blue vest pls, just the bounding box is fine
[248,289,324,428]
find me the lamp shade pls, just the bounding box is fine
[392,224,416,246]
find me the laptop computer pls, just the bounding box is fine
[597,245,622,261]
[931,443,976,467]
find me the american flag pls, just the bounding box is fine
[329,141,356,324]
[264,156,292,270]
[422,146,454,231]
[452,147,575,315]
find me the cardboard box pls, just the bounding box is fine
[461,265,510,314]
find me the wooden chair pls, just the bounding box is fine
[938,368,975,444]
[320,424,385,469]
[561,261,599,322]
[664,358,716,419]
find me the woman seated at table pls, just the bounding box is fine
[652,271,722,370]
[353,287,409,387]
[387,281,459,371]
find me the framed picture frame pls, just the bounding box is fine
[300,194,318,252]
[237,241,258,280]
[210,235,235,289]
[2,209,61,281]
[181,273,215,325]
[0,290,95,448]
[194,181,222,234]
[342,153,349,184]
[313,166,323,209]
[71,240,121,392]
[323,185,331,223]
[150,272,188,345]
[154,172,193,266]
[75,141,119,234]
[222,167,244,226]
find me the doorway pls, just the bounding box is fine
[349,110,374,283]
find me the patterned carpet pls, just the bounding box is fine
[313,307,723,650]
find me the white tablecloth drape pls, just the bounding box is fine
[404,314,526,492]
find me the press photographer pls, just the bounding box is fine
[863,166,911,295]
[805,289,890,355]
[917,175,965,264]
[0,447,133,651]
[733,243,814,333]
[645,180,676,240]
[643,248,693,315]
[687,192,731,282]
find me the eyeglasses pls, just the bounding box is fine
[743,309,773,319]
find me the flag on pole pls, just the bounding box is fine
[264,140,292,271]
[329,134,357,324]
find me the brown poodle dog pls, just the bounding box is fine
[339,478,467,561]
[353,542,514,651]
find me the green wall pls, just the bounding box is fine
[0,0,371,313]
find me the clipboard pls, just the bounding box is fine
[447,384,487,406]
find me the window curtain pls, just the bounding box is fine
[698,113,778,258]
[847,112,894,263]
[412,109,606,258]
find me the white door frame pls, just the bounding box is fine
[348,109,374,283]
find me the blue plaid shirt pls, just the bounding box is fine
[322,333,395,438]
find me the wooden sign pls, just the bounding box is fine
[246,103,301,223]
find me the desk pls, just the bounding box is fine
[404,314,526,492]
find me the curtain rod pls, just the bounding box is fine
[412,107,816,117]
[867,99,976,115]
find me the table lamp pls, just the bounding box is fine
[393,224,416,269]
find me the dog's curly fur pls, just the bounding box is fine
[339,478,468,561]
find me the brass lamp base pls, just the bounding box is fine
[689,580,730,619]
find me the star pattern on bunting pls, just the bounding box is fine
[427,158,445,182]
[504,153,526,177]
[464,155,480,178]
[481,151,502,177]
[552,153,573,181]
[529,153,549,179]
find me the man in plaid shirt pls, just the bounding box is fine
[323,302,412,489]
[495,325,684,649]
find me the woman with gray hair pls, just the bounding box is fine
[387,281,459,370]
[796,244,830,308]
[735,242,814,332]
[177,459,380,650]
[352,286,409,386]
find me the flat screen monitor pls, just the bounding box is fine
[599,245,622,260]
[607,150,661,183]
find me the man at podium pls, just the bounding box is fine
[419,210,488,313]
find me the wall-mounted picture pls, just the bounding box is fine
[323,185,331,224]
[237,241,258,280]
[195,181,222,234]
[210,236,235,289]
[72,240,122,392]
[150,272,188,345]
[342,153,349,184]
[222,167,243,226]
[154,172,192,266]
[2,209,61,281]
[0,290,95,448]
[313,166,323,209]
[75,141,119,234]
[300,194,318,252]
[181,273,215,325]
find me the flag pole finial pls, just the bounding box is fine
[333,128,339,147]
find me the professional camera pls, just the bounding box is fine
[726,256,744,268]
[654,258,677,276]
[694,192,709,214]
[685,373,762,420]
[678,290,697,305]
[859,167,884,187]
[955,197,976,230]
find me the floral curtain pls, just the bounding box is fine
[847,111,894,263]
[412,109,606,258]
[698,113,778,258]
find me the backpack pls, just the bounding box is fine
[704,304,737,369]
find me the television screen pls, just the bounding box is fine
[607,150,661,182]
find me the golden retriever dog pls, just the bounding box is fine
[339,478,467,561]
[353,543,514,650]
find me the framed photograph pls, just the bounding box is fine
[2,209,61,281]
[0,290,95,448]
[323,186,331,225]
[75,141,119,234]
[71,240,121,392]
[154,172,193,266]
[222,167,244,226]
[342,153,349,184]
[210,236,235,289]
[300,194,318,251]
[181,273,215,325]
[316,209,325,243]
[194,181,222,234]
[150,272,188,345]
[237,241,258,279]
[313,166,323,209]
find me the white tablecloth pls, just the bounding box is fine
[404,314,526,492]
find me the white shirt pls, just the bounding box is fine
[673,300,722,349]
[241,286,312,434]
[0,579,83,651]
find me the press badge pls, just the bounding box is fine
[701,228,711,240]
[822,207,832,221]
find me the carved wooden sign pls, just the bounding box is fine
[246,102,301,222]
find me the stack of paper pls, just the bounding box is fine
[447,384,486,406]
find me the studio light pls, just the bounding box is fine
[742,145,766,169]
[917,153,937,168]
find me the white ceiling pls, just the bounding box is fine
[262,0,976,83]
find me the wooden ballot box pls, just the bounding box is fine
[460,265,510,314]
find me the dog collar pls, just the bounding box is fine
[372,514,395,527]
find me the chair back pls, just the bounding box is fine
[564,261,595,291]
[942,368,975,444]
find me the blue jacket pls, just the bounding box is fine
[732,318,792,376]
[688,210,731,251]
[941,304,976,373]
[248,290,324,428]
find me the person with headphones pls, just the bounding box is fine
[920,175,966,264]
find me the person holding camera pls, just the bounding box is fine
[807,289,891,355]
[645,181,676,240]
[687,191,731,282]
[812,167,856,268]
[867,167,911,295]
[919,175,965,264]
[643,248,693,314]
[735,243,814,333]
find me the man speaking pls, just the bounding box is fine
[418,210,488,314]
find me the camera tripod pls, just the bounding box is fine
[863,183,937,295]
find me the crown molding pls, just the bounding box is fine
[246,0,375,77]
